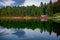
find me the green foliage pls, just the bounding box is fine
[46,0,53,16]
[0,20,52,31]
[53,13,60,16]
[53,5,60,14]
[0,1,54,17]
[53,13,60,23]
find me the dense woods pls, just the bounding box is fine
[0,0,60,17]
[0,0,54,17]
[53,0,60,13]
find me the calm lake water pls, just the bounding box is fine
[0,20,60,40]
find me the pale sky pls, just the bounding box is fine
[22,0,50,6]
[0,0,57,7]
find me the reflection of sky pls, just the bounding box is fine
[0,27,60,40]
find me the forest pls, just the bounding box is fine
[0,0,59,17]
[0,0,60,18]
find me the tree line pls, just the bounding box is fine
[0,0,59,17]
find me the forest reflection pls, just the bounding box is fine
[0,20,60,36]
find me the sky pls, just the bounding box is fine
[0,0,57,7]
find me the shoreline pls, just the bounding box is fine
[0,16,49,20]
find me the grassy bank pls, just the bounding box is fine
[53,13,60,23]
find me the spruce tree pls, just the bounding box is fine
[46,0,53,16]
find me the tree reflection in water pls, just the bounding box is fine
[0,20,60,36]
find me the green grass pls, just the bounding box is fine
[53,13,60,23]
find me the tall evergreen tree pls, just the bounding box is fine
[46,0,53,16]
[40,2,44,15]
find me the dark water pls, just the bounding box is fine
[0,20,60,40]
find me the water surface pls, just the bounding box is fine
[0,20,60,40]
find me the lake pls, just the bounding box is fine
[0,20,60,40]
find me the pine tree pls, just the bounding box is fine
[40,2,44,15]
[43,3,47,15]
[46,0,53,16]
